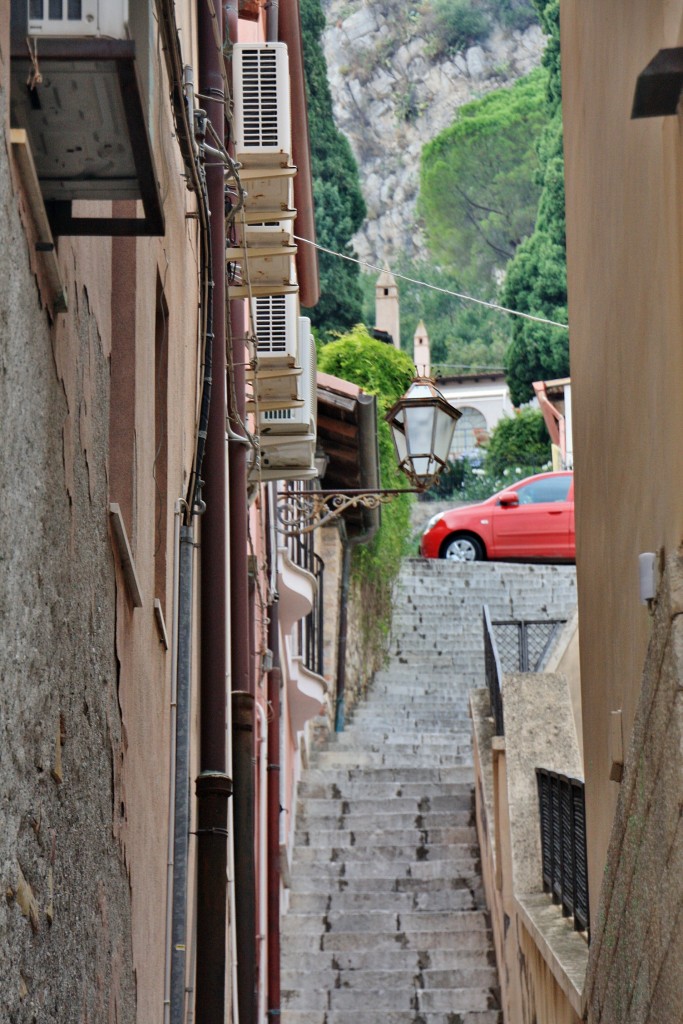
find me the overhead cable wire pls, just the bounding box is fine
[293,236,569,330]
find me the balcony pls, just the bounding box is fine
[10,2,163,236]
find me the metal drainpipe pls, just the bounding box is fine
[266,486,282,1023]
[224,4,258,1022]
[196,1,232,1021]
[233,690,257,1024]
[255,703,268,1024]
[170,524,196,1023]
[266,0,279,41]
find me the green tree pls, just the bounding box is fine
[300,0,366,338]
[419,69,548,290]
[503,0,569,404]
[484,408,550,475]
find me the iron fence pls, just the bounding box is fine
[299,553,324,678]
[483,605,505,736]
[536,768,590,936]
[492,619,566,673]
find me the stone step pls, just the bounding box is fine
[296,809,474,829]
[294,826,477,848]
[291,843,479,866]
[282,985,499,1013]
[296,781,474,801]
[280,948,497,973]
[280,1011,503,1024]
[287,886,484,914]
[287,857,482,884]
[309,751,471,769]
[298,768,475,788]
[289,871,483,896]
[281,966,498,991]
[281,909,490,937]
[282,927,495,954]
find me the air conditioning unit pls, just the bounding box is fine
[240,170,296,225]
[27,0,128,37]
[233,43,292,166]
[260,319,316,436]
[252,293,299,367]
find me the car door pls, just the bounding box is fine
[491,474,573,558]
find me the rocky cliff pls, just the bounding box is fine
[320,0,546,264]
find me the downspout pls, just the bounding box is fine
[170,522,196,1022]
[278,0,319,308]
[196,2,232,1022]
[266,486,282,1024]
[255,703,268,1024]
[233,690,257,1024]
[224,4,258,1023]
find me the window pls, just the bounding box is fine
[452,406,487,458]
[516,475,571,505]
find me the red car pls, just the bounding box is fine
[420,471,575,562]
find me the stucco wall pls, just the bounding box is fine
[561,0,683,923]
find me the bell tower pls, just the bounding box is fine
[375,265,400,348]
[413,320,431,377]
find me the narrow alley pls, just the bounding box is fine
[281,558,577,1024]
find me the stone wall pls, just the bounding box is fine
[583,552,683,1024]
[0,113,137,1024]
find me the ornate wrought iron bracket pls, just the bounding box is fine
[276,488,423,535]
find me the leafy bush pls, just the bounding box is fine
[423,0,491,58]
[318,328,416,652]
[486,0,538,31]
[483,408,550,476]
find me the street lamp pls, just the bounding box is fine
[386,377,461,491]
[277,377,461,534]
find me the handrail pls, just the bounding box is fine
[536,768,590,937]
[483,605,505,736]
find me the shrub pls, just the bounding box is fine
[424,0,491,57]
[484,408,550,476]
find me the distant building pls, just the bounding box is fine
[413,319,431,377]
[374,265,400,348]
[436,371,514,460]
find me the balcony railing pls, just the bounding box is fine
[483,605,505,736]
[536,768,590,937]
[299,553,324,678]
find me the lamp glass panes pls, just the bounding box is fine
[386,379,461,490]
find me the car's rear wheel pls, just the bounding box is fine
[440,534,485,562]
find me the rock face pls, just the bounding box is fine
[320,1,546,263]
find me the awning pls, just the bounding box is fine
[316,372,381,542]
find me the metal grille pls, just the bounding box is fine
[241,48,280,149]
[536,768,590,938]
[255,295,287,356]
[492,619,566,672]
[483,605,504,736]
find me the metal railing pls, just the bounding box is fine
[536,768,590,937]
[493,618,566,673]
[483,605,505,736]
[299,553,324,678]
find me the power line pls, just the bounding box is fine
[293,236,569,331]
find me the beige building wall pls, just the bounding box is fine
[561,2,683,1020]
[561,0,683,923]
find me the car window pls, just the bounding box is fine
[516,476,572,505]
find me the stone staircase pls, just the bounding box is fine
[281,559,577,1024]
